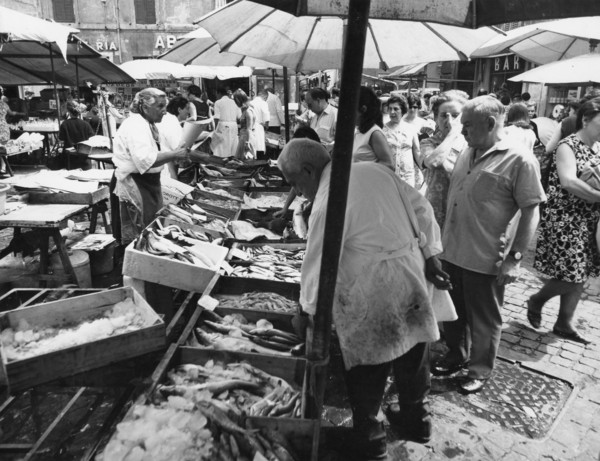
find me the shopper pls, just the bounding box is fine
[528,98,600,345]
[353,86,393,168]
[233,89,258,159]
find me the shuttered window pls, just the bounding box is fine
[52,0,75,23]
[134,0,156,25]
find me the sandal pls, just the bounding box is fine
[526,299,542,329]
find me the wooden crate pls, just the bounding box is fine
[0,287,165,391]
[28,185,109,206]
[187,197,241,220]
[94,344,318,460]
[159,216,225,240]
[228,241,306,262]
[123,239,228,293]
[210,276,301,319]
[192,188,244,203]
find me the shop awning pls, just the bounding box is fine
[0,36,135,86]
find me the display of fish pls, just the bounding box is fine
[193,196,241,211]
[229,263,301,284]
[97,370,300,461]
[215,292,299,314]
[188,311,303,356]
[135,228,217,268]
[232,245,305,265]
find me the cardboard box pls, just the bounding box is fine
[123,239,228,293]
[0,287,165,391]
[161,176,194,206]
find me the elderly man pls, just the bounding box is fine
[278,139,453,459]
[305,88,338,152]
[435,96,546,393]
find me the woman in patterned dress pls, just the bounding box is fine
[528,98,600,344]
[383,95,421,187]
[419,90,468,229]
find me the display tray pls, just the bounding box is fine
[122,236,228,293]
[202,178,250,190]
[159,216,226,241]
[227,241,306,263]
[93,345,316,460]
[27,185,109,206]
[181,304,302,358]
[192,187,244,203]
[187,197,241,220]
[0,287,165,391]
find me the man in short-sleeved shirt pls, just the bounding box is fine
[436,96,546,394]
[306,88,337,152]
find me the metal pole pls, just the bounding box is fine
[75,57,80,101]
[305,0,371,417]
[49,44,61,163]
[271,69,276,90]
[282,67,290,142]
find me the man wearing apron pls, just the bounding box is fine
[113,88,190,319]
[211,86,241,157]
[278,139,455,460]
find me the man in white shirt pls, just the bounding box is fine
[306,88,338,152]
[278,139,453,459]
[250,89,270,158]
[211,86,241,157]
[265,86,285,135]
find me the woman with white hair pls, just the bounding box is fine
[113,88,190,243]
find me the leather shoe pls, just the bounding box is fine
[526,299,542,329]
[460,378,488,394]
[431,358,469,376]
[552,327,591,345]
[385,401,432,444]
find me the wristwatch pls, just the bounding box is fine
[508,250,523,261]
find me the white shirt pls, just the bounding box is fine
[251,97,270,125]
[113,113,162,175]
[214,96,240,123]
[267,92,285,127]
[309,104,337,151]
[301,162,445,369]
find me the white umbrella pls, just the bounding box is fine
[194,1,501,72]
[0,5,78,60]
[119,59,253,81]
[509,53,600,85]
[159,27,281,69]
[472,16,600,65]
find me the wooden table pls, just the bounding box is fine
[0,148,29,177]
[0,204,88,287]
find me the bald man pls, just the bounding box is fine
[279,139,454,459]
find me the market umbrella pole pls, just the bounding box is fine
[283,67,290,142]
[305,0,370,419]
[49,44,62,160]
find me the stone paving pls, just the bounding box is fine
[385,245,600,460]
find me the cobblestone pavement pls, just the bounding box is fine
[385,244,600,460]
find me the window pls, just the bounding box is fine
[52,0,75,23]
[134,0,156,25]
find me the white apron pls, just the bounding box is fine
[211,121,238,158]
[334,240,440,370]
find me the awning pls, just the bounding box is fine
[0,36,135,86]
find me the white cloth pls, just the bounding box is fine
[250,97,269,152]
[212,96,240,157]
[267,92,285,128]
[113,113,163,210]
[301,162,448,369]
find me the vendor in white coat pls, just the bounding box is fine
[113,88,190,244]
[211,86,241,157]
[278,139,454,460]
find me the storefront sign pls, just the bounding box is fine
[96,41,119,52]
[493,55,521,72]
[154,35,177,49]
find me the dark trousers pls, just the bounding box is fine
[443,262,504,379]
[344,343,430,437]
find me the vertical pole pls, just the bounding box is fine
[282,67,290,142]
[271,69,276,90]
[305,0,371,418]
[49,44,61,164]
[75,57,80,101]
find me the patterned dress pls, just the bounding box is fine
[534,134,600,283]
[0,101,10,143]
[383,121,419,187]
